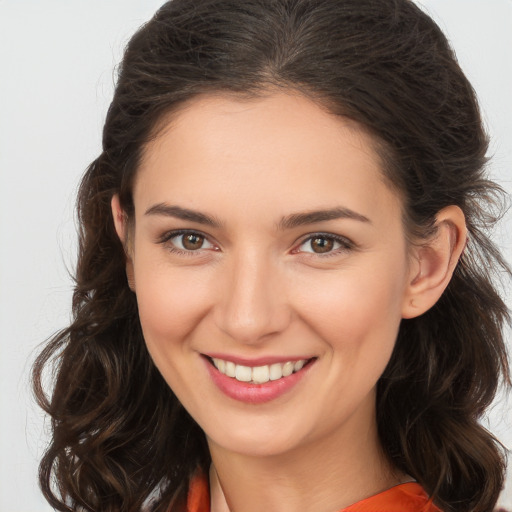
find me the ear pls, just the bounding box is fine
[402,205,467,319]
[111,194,136,292]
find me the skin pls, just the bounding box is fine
[112,92,466,512]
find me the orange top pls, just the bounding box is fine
[186,474,442,512]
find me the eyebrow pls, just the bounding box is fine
[144,203,222,228]
[144,203,371,230]
[277,207,371,230]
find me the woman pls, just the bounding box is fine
[33,1,511,511]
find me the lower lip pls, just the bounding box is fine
[204,358,314,404]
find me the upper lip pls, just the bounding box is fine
[203,353,315,366]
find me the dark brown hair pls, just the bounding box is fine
[33,1,511,511]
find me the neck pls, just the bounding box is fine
[208,405,404,512]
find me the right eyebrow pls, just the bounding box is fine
[144,203,222,228]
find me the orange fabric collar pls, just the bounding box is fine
[186,474,441,512]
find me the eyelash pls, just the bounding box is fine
[158,229,217,256]
[293,232,355,257]
[157,230,354,257]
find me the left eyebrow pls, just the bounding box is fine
[277,207,371,230]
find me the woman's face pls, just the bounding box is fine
[124,92,415,458]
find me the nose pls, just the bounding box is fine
[214,250,291,345]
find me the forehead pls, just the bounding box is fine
[142,91,381,169]
[134,92,402,227]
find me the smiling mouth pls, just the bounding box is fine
[208,357,315,384]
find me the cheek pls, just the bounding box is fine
[133,261,214,346]
[294,259,407,355]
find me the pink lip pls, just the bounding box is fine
[203,356,315,404]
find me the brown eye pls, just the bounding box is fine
[182,233,205,250]
[165,231,215,252]
[310,237,334,253]
[296,234,350,255]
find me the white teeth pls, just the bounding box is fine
[282,361,294,377]
[225,360,236,377]
[212,358,308,384]
[252,365,270,384]
[269,363,282,381]
[294,360,305,371]
[213,358,226,373]
[235,365,252,382]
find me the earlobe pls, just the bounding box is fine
[111,194,136,292]
[402,206,467,319]
[125,261,136,292]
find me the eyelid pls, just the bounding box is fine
[157,229,219,254]
[292,232,355,256]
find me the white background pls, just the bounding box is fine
[0,1,511,510]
